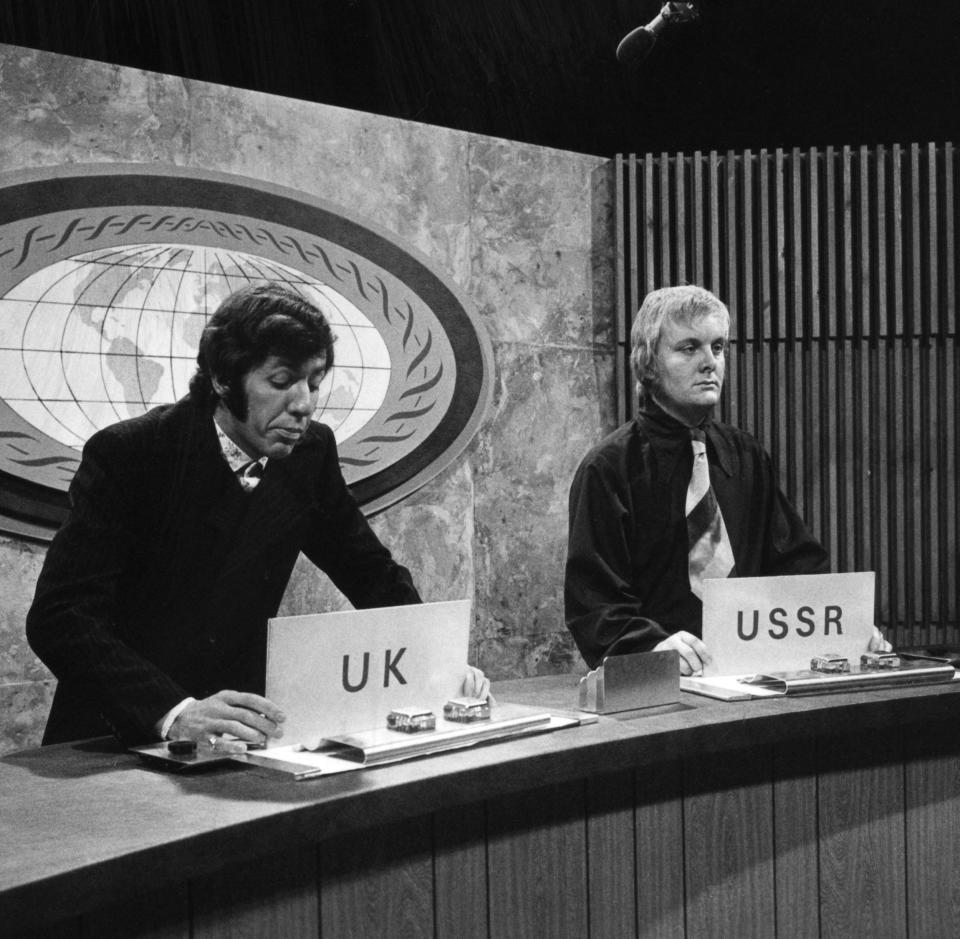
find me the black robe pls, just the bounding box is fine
[565,404,828,668]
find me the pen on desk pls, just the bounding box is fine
[295,768,325,781]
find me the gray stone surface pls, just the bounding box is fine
[0,680,56,753]
[0,537,49,685]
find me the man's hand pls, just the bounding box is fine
[461,665,494,703]
[654,631,713,676]
[867,626,893,653]
[169,690,286,748]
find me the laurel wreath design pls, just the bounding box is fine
[0,209,449,476]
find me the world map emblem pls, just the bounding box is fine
[0,165,492,539]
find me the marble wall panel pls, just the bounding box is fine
[588,160,618,349]
[0,536,49,685]
[0,44,617,751]
[184,81,476,283]
[473,343,616,677]
[0,679,56,753]
[0,46,190,172]
[466,140,602,348]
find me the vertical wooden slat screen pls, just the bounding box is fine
[615,145,959,648]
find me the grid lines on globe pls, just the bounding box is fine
[0,244,389,453]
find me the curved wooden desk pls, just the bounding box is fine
[2,676,959,938]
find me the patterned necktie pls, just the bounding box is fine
[686,428,735,599]
[237,460,264,492]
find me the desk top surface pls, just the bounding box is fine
[2,674,958,925]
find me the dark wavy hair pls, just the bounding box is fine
[189,283,336,419]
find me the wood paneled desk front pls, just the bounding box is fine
[2,676,959,938]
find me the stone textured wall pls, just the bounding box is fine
[0,44,617,752]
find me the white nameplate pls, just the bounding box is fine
[266,599,471,748]
[701,572,876,677]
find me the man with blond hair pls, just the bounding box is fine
[565,285,842,675]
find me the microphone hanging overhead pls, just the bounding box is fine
[616,2,700,68]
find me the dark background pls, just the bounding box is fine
[2,0,958,157]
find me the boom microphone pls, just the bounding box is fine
[615,3,700,68]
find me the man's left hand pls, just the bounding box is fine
[461,665,494,703]
[868,626,893,653]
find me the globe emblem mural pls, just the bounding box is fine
[0,165,492,538]
[1,243,391,454]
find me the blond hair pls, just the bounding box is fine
[630,285,730,403]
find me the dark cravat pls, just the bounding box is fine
[686,427,735,598]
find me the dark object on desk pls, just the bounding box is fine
[167,739,197,755]
[900,646,960,668]
[132,742,240,772]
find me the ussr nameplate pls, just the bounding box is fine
[701,572,876,677]
[578,649,679,714]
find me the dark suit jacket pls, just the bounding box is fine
[26,396,420,744]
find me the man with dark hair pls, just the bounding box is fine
[188,282,337,417]
[27,283,434,746]
[565,285,888,675]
